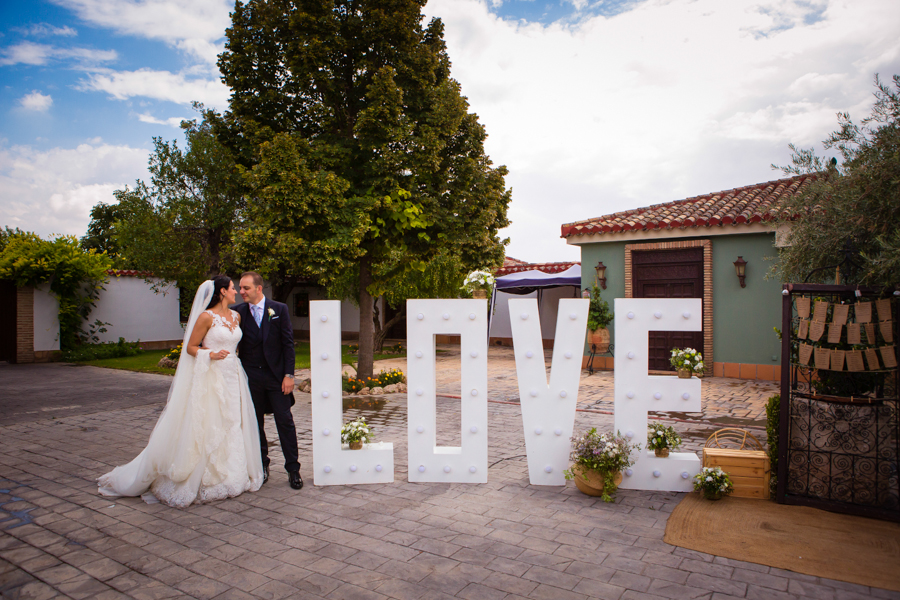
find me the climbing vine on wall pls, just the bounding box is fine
[0,232,112,349]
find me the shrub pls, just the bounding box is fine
[375,368,404,386]
[165,344,183,362]
[342,375,364,393]
[62,338,142,362]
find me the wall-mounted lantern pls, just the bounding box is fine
[733,256,747,288]
[595,261,607,290]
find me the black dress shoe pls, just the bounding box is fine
[263,466,269,485]
[289,471,303,490]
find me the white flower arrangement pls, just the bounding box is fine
[341,417,374,444]
[647,422,682,451]
[461,270,496,294]
[670,347,704,373]
[693,466,734,498]
[267,307,275,320]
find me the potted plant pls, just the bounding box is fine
[461,269,496,299]
[693,466,734,501]
[586,284,614,353]
[341,417,374,450]
[670,347,704,378]
[647,422,682,457]
[564,428,639,502]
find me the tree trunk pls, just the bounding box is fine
[357,257,375,381]
[374,302,405,352]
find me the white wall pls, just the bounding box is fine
[91,276,184,343]
[33,283,59,351]
[490,287,579,340]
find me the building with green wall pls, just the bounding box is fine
[561,174,815,381]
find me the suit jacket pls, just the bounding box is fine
[234,298,296,385]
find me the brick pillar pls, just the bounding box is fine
[16,285,35,363]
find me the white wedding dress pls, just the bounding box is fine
[98,300,264,508]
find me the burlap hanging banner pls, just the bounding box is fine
[827,324,843,344]
[799,344,813,366]
[813,300,829,323]
[864,348,881,370]
[832,304,849,326]
[856,302,872,323]
[809,321,826,342]
[876,298,892,321]
[864,323,876,345]
[815,347,831,370]
[880,346,898,369]
[847,350,865,372]
[831,349,846,371]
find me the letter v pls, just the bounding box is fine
[508,298,588,485]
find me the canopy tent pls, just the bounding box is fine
[494,264,582,295]
[488,265,582,338]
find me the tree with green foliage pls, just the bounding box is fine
[81,202,124,258]
[217,0,511,379]
[0,231,112,349]
[327,248,473,351]
[112,107,244,305]
[0,226,24,253]
[772,74,900,288]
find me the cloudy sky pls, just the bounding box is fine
[2,0,898,263]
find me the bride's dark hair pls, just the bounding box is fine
[205,275,235,309]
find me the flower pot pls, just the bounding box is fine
[349,441,363,450]
[702,490,725,501]
[677,368,693,379]
[589,328,610,353]
[655,448,669,458]
[472,289,488,299]
[571,465,623,497]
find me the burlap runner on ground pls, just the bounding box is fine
[664,492,900,591]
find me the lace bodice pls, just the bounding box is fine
[203,309,242,354]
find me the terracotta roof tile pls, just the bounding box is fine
[561,174,814,239]
[107,269,155,277]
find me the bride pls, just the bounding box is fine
[98,276,264,507]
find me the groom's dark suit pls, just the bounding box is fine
[234,298,300,475]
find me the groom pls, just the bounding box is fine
[235,272,302,490]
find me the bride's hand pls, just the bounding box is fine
[209,349,230,360]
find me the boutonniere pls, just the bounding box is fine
[268,308,277,321]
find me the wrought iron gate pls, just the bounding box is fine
[778,283,899,521]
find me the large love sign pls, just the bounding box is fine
[309,297,703,491]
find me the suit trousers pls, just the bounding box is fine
[246,368,300,474]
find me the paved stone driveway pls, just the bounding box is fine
[1,359,894,600]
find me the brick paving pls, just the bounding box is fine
[1,355,894,600]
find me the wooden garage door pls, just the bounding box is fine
[633,248,704,371]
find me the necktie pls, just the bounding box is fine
[253,305,262,327]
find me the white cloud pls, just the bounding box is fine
[78,68,230,110]
[422,0,900,261]
[19,91,53,112]
[137,112,189,127]
[51,0,232,64]
[0,41,117,66]
[14,23,78,37]
[0,142,149,237]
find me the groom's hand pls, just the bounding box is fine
[282,376,294,395]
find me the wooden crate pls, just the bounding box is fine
[702,447,770,499]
